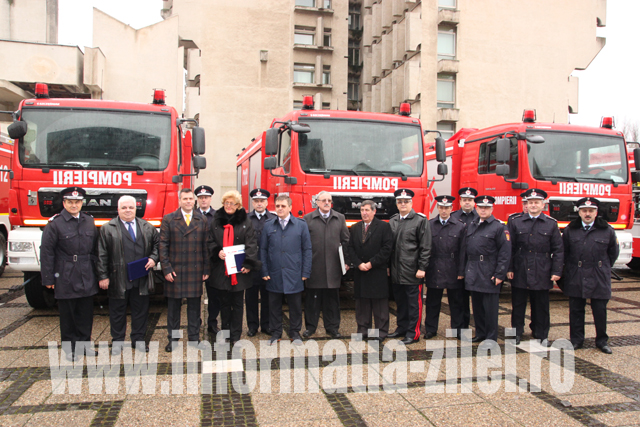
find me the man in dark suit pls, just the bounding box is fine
[41,187,99,362]
[195,185,220,337]
[347,200,393,340]
[246,188,275,336]
[97,195,159,355]
[159,188,211,352]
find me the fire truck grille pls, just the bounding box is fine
[547,198,619,223]
[330,195,399,220]
[38,188,147,219]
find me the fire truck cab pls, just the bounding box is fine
[5,84,207,308]
[237,96,446,223]
[426,111,637,267]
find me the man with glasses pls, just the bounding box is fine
[388,189,431,345]
[303,191,350,339]
[260,195,313,345]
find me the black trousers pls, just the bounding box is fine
[423,287,466,335]
[167,297,201,342]
[511,287,550,340]
[109,286,150,344]
[392,282,423,340]
[246,282,270,332]
[269,291,302,340]
[471,291,500,342]
[569,297,609,348]
[462,288,471,329]
[219,289,244,342]
[355,297,389,338]
[205,280,220,330]
[304,288,341,334]
[58,296,94,353]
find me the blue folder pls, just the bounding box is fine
[127,258,150,281]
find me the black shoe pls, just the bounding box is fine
[401,337,419,345]
[165,341,177,352]
[208,326,219,335]
[262,329,273,336]
[388,331,404,338]
[423,332,437,340]
[539,339,552,348]
[515,335,521,345]
[598,345,612,354]
[247,329,258,337]
[571,341,583,350]
[268,336,281,346]
[328,331,342,339]
[471,336,485,343]
[302,330,314,338]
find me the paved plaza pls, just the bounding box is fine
[1,266,640,427]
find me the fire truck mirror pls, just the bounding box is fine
[496,138,511,163]
[7,121,27,139]
[435,137,446,163]
[192,127,206,155]
[525,134,545,144]
[495,164,510,177]
[631,171,640,184]
[193,155,206,170]
[634,148,640,171]
[290,122,311,134]
[437,162,448,176]
[265,128,279,155]
[264,156,277,170]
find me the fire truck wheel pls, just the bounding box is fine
[0,233,6,277]
[627,258,640,271]
[24,273,56,309]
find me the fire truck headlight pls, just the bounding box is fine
[10,242,33,252]
[621,242,632,250]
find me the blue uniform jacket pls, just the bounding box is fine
[260,216,312,294]
[464,215,511,293]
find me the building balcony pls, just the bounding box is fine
[438,8,460,25]
[437,107,460,122]
[294,5,334,15]
[293,44,334,52]
[437,59,459,74]
[292,82,333,89]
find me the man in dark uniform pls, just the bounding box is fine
[450,187,478,331]
[424,195,466,340]
[246,188,275,336]
[464,195,511,343]
[562,197,619,354]
[41,187,98,361]
[195,184,220,337]
[507,191,528,225]
[507,189,563,345]
[388,189,431,345]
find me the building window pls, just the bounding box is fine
[437,122,455,140]
[323,0,331,9]
[437,74,455,108]
[322,102,331,110]
[294,63,315,83]
[295,0,315,7]
[439,0,456,8]
[349,47,360,66]
[437,28,456,60]
[348,82,360,101]
[323,65,331,85]
[295,33,314,45]
[323,30,331,47]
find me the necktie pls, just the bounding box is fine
[584,225,590,232]
[185,214,191,226]
[441,220,446,226]
[127,222,136,242]
[280,219,286,230]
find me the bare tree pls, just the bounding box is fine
[621,120,639,143]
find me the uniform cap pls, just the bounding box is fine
[195,185,214,197]
[474,195,495,207]
[61,187,86,200]
[394,188,415,199]
[576,197,599,210]
[523,188,547,200]
[250,188,270,199]
[435,195,455,207]
[458,187,478,198]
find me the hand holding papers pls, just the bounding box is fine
[223,245,246,275]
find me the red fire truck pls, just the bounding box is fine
[5,84,207,308]
[0,131,12,276]
[425,110,638,268]
[236,96,446,224]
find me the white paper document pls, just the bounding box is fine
[339,244,346,275]
[224,244,246,275]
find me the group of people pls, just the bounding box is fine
[40,183,619,362]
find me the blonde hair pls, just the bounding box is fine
[221,190,243,209]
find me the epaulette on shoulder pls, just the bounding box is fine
[544,214,557,222]
[48,213,60,222]
[417,212,427,218]
[508,212,523,218]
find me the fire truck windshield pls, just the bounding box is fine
[18,109,172,171]
[528,132,628,184]
[297,120,423,177]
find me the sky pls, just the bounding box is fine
[57,0,640,132]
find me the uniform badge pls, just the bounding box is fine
[531,191,537,197]
[585,200,592,206]
[72,191,78,197]
[401,190,407,197]
[465,190,471,196]
[442,197,448,203]
[505,230,510,241]
[483,198,489,204]
[256,191,262,197]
